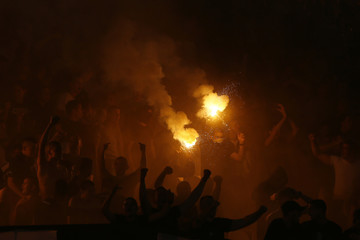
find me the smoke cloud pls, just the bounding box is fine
[102,20,199,148]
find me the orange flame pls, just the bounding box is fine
[194,85,229,119]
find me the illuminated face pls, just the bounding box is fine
[212,131,224,143]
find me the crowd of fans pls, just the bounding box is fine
[0,0,360,239]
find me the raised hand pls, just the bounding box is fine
[103,143,110,151]
[276,104,286,118]
[203,169,211,181]
[164,166,173,175]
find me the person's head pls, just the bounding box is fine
[114,157,128,176]
[154,187,174,208]
[21,177,38,196]
[281,201,304,224]
[47,141,62,162]
[123,197,138,216]
[65,100,83,121]
[308,199,327,221]
[80,180,95,199]
[212,129,225,143]
[199,196,219,219]
[21,138,36,158]
[176,181,191,200]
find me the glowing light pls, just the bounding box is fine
[194,85,229,119]
[183,139,197,149]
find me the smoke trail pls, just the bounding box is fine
[102,20,198,148]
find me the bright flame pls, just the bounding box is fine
[183,139,197,149]
[193,85,229,119]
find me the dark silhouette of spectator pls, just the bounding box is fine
[7,138,37,198]
[102,186,147,226]
[140,159,211,238]
[264,200,305,240]
[195,195,267,240]
[37,116,68,201]
[100,142,140,214]
[68,157,93,197]
[309,134,360,223]
[302,199,342,240]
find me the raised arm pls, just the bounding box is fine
[154,166,173,189]
[265,104,287,147]
[229,206,267,231]
[102,186,120,222]
[308,134,332,165]
[140,167,153,215]
[37,116,59,172]
[179,169,211,214]
[213,176,223,201]
[139,143,147,169]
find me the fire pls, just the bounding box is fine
[175,127,199,149]
[193,85,229,119]
[183,139,197,149]
[161,107,199,149]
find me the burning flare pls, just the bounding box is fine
[161,107,199,149]
[193,85,229,119]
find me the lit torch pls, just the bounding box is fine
[193,85,229,120]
